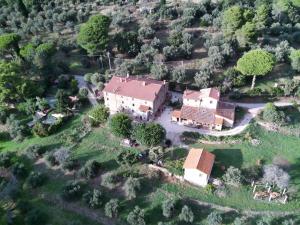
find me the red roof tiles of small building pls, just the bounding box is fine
[103,76,167,102]
[183,148,215,175]
[183,88,220,101]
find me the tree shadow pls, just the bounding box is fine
[288,157,300,197]
[211,149,243,177]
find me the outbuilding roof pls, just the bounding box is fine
[183,148,215,175]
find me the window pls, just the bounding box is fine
[210,101,213,104]
[107,98,109,101]
[132,104,135,106]
[122,101,124,104]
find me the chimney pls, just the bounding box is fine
[126,73,130,78]
[119,78,123,82]
[143,81,147,86]
[163,80,166,85]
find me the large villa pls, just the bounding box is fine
[103,75,168,121]
[103,76,235,130]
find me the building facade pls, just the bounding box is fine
[183,148,215,187]
[171,88,235,130]
[103,76,168,121]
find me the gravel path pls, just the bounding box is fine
[155,101,299,145]
[75,75,98,106]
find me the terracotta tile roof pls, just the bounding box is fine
[216,102,235,121]
[214,116,224,125]
[183,88,220,101]
[139,105,151,112]
[171,110,181,118]
[180,105,216,125]
[103,76,167,102]
[183,148,215,175]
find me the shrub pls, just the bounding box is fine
[124,177,141,200]
[162,199,176,218]
[53,147,70,165]
[102,172,119,189]
[222,166,242,187]
[62,159,79,172]
[89,105,109,126]
[149,146,165,163]
[78,88,88,99]
[12,163,28,179]
[24,208,47,225]
[82,189,103,208]
[84,73,93,82]
[27,172,46,188]
[79,160,101,179]
[0,151,15,168]
[61,180,85,201]
[179,205,194,223]
[206,211,222,225]
[105,199,119,218]
[44,151,58,167]
[32,122,49,137]
[116,150,138,167]
[24,145,45,159]
[262,103,286,125]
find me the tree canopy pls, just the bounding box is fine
[132,122,166,147]
[109,113,132,138]
[236,49,275,89]
[0,33,21,57]
[222,6,244,37]
[289,49,300,72]
[77,14,111,55]
[0,61,22,103]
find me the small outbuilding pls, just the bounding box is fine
[183,148,215,187]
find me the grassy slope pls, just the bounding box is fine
[2,113,300,224]
[164,125,300,211]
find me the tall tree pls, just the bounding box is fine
[0,61,22,103]
[77,14,111,55]
[222,6,244,38]
[236,49,275,89]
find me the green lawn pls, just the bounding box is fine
[170,124,300,211]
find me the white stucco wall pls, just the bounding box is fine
[184,168,209,187]
[103,84,167,120]
[183,97,218,109]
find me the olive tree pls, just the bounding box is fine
[127,206,145,225]
[124,177,141,200]
[179,205,194,223]
[290,49,300,72]
[162,199,176,218]
[263,164,290,189]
